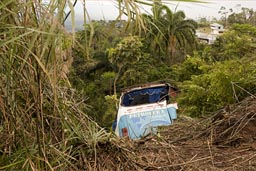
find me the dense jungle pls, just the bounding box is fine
[0,0,256,170]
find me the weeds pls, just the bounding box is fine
[0,0,108,170]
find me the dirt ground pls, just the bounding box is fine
[89,96,256,171]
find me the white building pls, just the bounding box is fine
[210,23,225,35]
[196,23,225,44]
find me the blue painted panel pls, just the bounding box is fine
[117,107,177,139]
[167,107,177,119]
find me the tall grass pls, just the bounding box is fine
[0,0,109,170]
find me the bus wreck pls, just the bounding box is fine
[113,82,179,140]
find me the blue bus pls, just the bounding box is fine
[113,82,178,140]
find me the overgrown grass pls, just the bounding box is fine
[0,0,110,170]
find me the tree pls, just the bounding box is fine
[141,0,166,59]
[142,2,197,65]
[219,6,233,26]
[108,36,143,96]
[76,21,107,56]
[228,7,256,26]
[163,9,197,64]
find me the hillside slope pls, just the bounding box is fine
[87,96,256,171]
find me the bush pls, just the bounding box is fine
[173,55,209,82]
[177,59,256,117]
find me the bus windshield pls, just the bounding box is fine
[121,85,169,106]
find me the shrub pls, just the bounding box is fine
[177,59,256,117]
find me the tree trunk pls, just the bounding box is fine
[113,66,122,109]
[169,35,176,65]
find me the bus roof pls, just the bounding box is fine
[121,82,179,94]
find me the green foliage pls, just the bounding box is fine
[101,71,116,93]
[211,24,256,61]
[178,59,256,117]
[108,35,143,67]
[231,23,256,36]
[120,53,159,86]
[108,35,144,96]
[173,55,208,81]
[103,95,119,129]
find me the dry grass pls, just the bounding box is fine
[0,0,110,170]
[89,96,256,171]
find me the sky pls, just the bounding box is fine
[83,0,255,20]
[66,0,256,29]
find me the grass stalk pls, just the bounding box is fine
[0,0,109,170]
